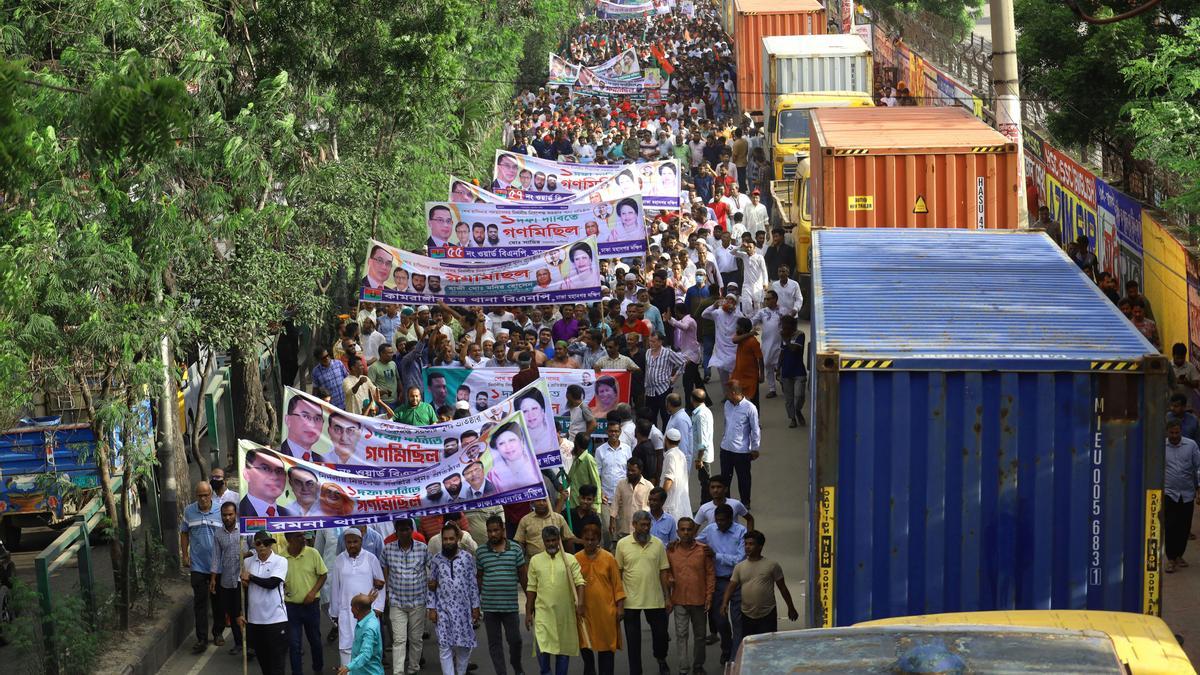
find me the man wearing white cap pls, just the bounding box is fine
[660,429,693,520]
[329,528,386,667]
[702,290,743,387]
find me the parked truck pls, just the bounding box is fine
[761,34,874,180]
[731,0,826,117]
[808,228,1166,628]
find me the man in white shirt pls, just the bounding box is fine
[595,423,633,546]
[241,531,289,674]
[732,241,769,315]
[770,265,803,318]
[360,318,387,366]
[743,190,769,238]
[329,528,387,667]
[660,429,693,520]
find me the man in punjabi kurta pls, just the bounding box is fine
[575,522,626,675]
[427,523,481,675]
[525,525,586,675]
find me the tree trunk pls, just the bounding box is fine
[157,335,188,562]
[231,344,275,445]
[118,435,134,630]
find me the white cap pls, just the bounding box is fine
[417,305,430,312]
[665,428,682,442]
[455,400,470,411]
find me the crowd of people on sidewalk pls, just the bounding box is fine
[178,1,816,674]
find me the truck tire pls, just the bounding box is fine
[1,522,19,550]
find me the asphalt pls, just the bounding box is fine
[159,361,813,675]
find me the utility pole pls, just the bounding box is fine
[989,0,1030,228]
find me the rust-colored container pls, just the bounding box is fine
[733,0,826,115]
[810,107,1021,229]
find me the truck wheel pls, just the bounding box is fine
[0,523,18,550]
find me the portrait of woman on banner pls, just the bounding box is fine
[485,420,542,493]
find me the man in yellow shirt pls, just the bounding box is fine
[615,511,671,675]
[515,498,579,558]
[281,532,329,675]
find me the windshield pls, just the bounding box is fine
[778,109,811,142]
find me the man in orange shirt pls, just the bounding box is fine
[730,318,763,406]
[667,518,715,675]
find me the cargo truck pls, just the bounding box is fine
[760,35,874,180]
[731,0,826,116]
[808,228,1166,628]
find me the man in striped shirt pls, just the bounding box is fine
[644,332,686,428]
[476,515,528,675]
[381,519,428,675]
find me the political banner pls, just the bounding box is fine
[576,66,646,98]
[237,409,548,533]
[280,381,563,471]
[548,53,580,86]
[590,48,642,81]
[491,150,681,209]
[360,237,602,306]
[1097,179,1143,284]
[424,367,632,442]
[1043,143,1099,265]
[596,0,655,19]
[451,168,643,207]
[424,197,648,260]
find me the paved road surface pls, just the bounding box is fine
[161,357,813,674]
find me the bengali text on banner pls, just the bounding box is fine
[491,150,681,209]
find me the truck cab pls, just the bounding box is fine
[771,91,874,180]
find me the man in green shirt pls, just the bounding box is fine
[565,432,600,510]
[392,386,437,426]
[368,344,400,409]
[282,531,329,675]
[475,515,528,675]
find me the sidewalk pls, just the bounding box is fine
[1161,518,1200,665]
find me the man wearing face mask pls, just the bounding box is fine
[615,511,672,675]
[209,467,238,508]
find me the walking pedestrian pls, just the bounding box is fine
[566,431,601,511]
[701,293,742,387]
[720,530,799,645]
[779,315,807,427]
[752,291,782,398]
[612,459,654,541]
[730,319,763,406]
[339,594,384,675]
[698,505,746,665]
[526,526,586,675]
[381,518,428,675]
[1165,419,1200,573]
[428,523,481,675]
[575,523,625,675]
[476,515,528,675]
[281,531,328,675]
[330,529,387,668]
[667,305,705,407]
[241,530,290,675]
[720,382,761,507]
[690,389,715,504]
[644,332,685,427]
[615,511,671,675]
[666,518,714,675]
[181,480,223,653]
[660,429,693,520]
[694,475,754,532]
[209,502,247,656]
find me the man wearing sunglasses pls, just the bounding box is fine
[240,449,296,518]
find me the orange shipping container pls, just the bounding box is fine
[733,0,826,115]
[810,107,1021,229]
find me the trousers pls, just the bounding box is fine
[711,578,742,661]
[781,376,806,422]
[581,649,615,675]
[537,652,570,675]
[697,461,713,505]
[682,361,706,409]
[1166,496,1195,560]
[623,607,669,675]
[720,449,754,504]
[673,604,707,672]
[438,644,472,675]
[248,622,288,675]
[286,601,323,674]
[740,608,778,645]
[190,571,221,644]
[389,605,425,675]
[483,611,524,675]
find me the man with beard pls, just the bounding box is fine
[615,511,671,675]
[525,526,585,675]
[427,523,481,675]
[534,172,547,190]
[210,502,246,656]
[425,481,448,505]
[547,174,559,192]
[442,473,466,503]
[382,518,428,675]
[476,515,528,675]
[516,498,577,558]
[411,273,428,294]
[428,276,443,294]
[328,529,386,668]
[473,223,487,247]
[475,391,490,413]
[487,224,501,246]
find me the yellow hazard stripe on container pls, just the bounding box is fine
[840,359,893,369]
[834,148,869,155]
[1091,360,1140,371]
[972,145,1008,153]
[817,486,836,627]
[1144,489,1162,615]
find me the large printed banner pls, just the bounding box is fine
[1043,143,1100,268]
[424,197,648,260]
[238,409,547,532]
[1097,179,1143,287]
[360,237,602,306]
[424,366,633,429]
[596,0,655,19]
[279,383,563,472]
[492,150,681,209]
[576,67,647,98]
[548,54,581,86]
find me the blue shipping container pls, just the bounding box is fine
[809,229,1167,627]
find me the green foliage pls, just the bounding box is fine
[6,581,110,675]
[1123,18,1200,217]
[864,0,984,39]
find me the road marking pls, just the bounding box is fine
[183,644,218,675]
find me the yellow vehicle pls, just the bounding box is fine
[771,91,874,180]
[858,610,1195,675]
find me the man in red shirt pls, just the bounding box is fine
[708,185,730,231]
[621,303,653,341]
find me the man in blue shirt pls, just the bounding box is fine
[1167,394,1200,444]
[312,348,350,409]
[698,504,746,664]
[181,480,224,653]
[720,382,762,507]
[1165,419,1200,573]
[340,594,384,675]
[647,488,678,546]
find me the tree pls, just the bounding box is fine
[862,0,985,39]
[1122,18,1200,219]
